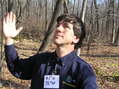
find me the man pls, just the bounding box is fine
[3,12,98,89]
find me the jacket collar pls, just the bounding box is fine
[52,50,76,66]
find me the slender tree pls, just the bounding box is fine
[72,0,76,13]
[111,0,116,43]
[114,28,119,45]
[94,0,99,34]
[64,0,68,13]
[105,0,115,42]
[7,0,14,12]
[77,0,81,17]
[0,0,4,87]
[114,0,119,45]
[45,0,48,31]
[87,0,93,55]
[37,0,65,52]
[76,0,87,56]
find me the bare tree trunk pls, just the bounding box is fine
[94,0,99,34]
[64,0,68,13]
[0,0,4,87]
[52,0,54,12]
[45,0,48,31]
[7,0,14,12]
[86,0,93,55]
[105,0,115,42]
[37,0,65,52]
[35,0,44,25]
[77,0,80,17]
[72,0,76,13]
[76,0,87,56]
[105,0,111,38]
[38,0,42,21]
[15,0,22,24]
[114,0,119,45]
[114,28,119,45]
[111,0,115,43]
[80,0,87,22]
[26,0,31,19]
[52,0,57,13]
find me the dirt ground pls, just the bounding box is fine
[0,39,119,89]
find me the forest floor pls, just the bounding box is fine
[0,39,119,89]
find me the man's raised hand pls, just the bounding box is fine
[3,12,23,39]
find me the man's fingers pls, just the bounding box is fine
[6,12,9,23]
[9,12,13,22]
[12,13,16,23]
[5,12,15,23]
[17,27,23,34]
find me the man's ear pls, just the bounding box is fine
[73,36,79,44]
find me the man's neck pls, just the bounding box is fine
[55,46,74,58]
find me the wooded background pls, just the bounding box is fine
[0,0,119,88]
[0,0,119,45]
[0,0,119,72]
[0,0,119,51]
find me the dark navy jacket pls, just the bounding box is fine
[5,44,98,89]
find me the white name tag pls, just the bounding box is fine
[44,75,60,88]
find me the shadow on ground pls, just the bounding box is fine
[0,79,30,89]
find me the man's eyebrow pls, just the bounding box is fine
[57,21,73,28]
[58,22,69,25]
[62,22,69,25]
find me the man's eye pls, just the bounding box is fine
[64,25,69,29]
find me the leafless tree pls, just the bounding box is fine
[0,0,118,57]
[0,0,4,87]
[72,0,76,13]
[64,0,68,13]
[114,0,119,45]
[45,0,48,31]
[111,0,116,43]
[114,28,119,45]
[86,0,94,55]
[76,0,87,56]
[37,0,65,52]
[94,0,99,34]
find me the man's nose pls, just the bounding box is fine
[56,25,64,32]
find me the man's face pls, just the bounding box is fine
[53,21,79,47]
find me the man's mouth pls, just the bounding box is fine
[55,34,63,38]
